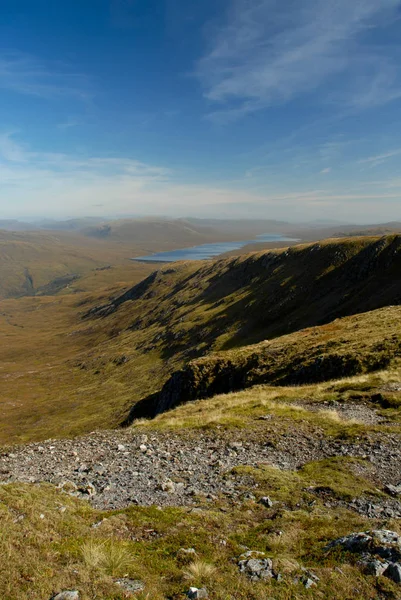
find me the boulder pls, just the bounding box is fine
[259,496,274,508]
[187,587,208,599]
[238,551,274,581]
[51,592,79,600]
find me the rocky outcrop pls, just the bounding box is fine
[326,530,401,584]
[153,334,401,415]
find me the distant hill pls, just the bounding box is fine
[0,218,241,298]
[82,217,220,243]
[0,220,37,231]
[37,217,107,231]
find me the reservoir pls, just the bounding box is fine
[132,233,299,263]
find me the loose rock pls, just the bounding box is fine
[51,592,79,600]
[187,587,208,599]
[114,578,145,594]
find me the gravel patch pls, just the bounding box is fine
[0,427,400,510]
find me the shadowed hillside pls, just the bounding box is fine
[82,235,401,420]
[87,235,401,355]
[141,306,401,417]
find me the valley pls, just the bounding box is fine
[0,223,401,600]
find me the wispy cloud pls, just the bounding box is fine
[0,52,90,100]
[358,148,401,167]
[0,133,400,222]
[196,0,401,121]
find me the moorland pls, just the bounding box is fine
[0,218,401,600]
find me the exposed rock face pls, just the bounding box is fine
[151,339,401,415]
[326,530,401,584]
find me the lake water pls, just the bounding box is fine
[132,234,299,263]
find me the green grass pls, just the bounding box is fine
[0,480,400,600]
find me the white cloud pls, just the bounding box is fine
[0,133,400,223]
[320,167,332,174]
[196,0,401,121]
[0,52,90,100]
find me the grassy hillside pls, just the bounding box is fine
[136,306,401,417]
[1,233,401,600]
[1,364,401,599]
[0,218,244,299]
[0,235,401,444]
[88,234,401,354]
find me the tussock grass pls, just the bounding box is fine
[182,560,217,585]
[81,539,134,576]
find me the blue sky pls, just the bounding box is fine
[1,0,401,222]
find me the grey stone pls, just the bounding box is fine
[238,555,274,581]
[259,496,273,508]
[360,558,389,577]
[187,587,208,599]
[384,563,401,584]
[178,547,197,555]
[51,592,79,600]
[114,578,145,593]
[326,529,401,562]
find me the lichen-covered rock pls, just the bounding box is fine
[238,551,274,581]
[114,579,145,594]
[51,592,79,600]
[327,530,401,583]
[326,530,401,563]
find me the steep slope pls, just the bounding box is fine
[87,235,401,355]
[82,234,401,420]
[144,306,401,416]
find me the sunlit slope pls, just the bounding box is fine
[1,234,401,444]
